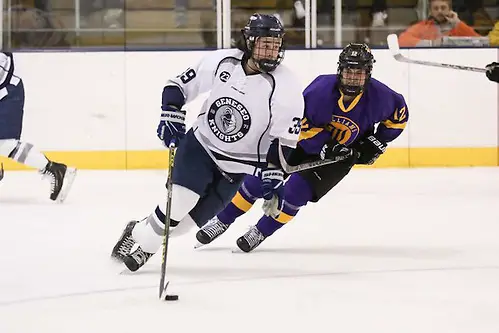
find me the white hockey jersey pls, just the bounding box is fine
[165,49,305,175]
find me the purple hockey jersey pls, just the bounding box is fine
[298,74,408,154]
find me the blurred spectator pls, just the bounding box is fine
[79,0,125,29]
[282,0,306,46]
[10,5,69,48]
[318,0,388,27]
[488,21,499,46]
[453,0,495,36]
[398,0,480,47]
[290,0,388,46]
[370,0,388,27]
[175,0,188,27]
[10,0,50,10]
[34,0,50,11]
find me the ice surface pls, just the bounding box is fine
[0,168,498,333]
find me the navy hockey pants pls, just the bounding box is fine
[172,129,245,227]
[0,80,25,140]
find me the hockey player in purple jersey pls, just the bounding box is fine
[196,43,409,252]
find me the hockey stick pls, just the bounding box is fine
[278,143,350,173]
[386,34,487,73]
[159,142,178,301]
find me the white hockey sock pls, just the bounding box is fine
[0,139,49,170]
[170,214,197,237]
[132,184,200,254]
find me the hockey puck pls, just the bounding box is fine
[165,294,179,301]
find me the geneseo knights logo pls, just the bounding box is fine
[208,97,251,143]
[327,115,360,145]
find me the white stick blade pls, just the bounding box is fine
[387,34,400,55]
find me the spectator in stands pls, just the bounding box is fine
[10,4,69,48]
[79,0,124,29]
[370,0,388,27]
[488,21,499,46]
[398,0,480,47]
[453,0,495,36]
[279,0,306,47]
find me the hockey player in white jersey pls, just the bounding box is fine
[111,13,305,272]
[0,52,76,202]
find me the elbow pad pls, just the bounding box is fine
[162,86,185,110]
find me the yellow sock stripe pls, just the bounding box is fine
[276,212,294,224]
[232,191,254,212]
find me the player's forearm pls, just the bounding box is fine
[374,125,404,143]
[298,130,334,155]
[398,31,421,47]
[453,21,480,37]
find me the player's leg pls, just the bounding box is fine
[195,174,263,246]
[236,173,313,252]
[113,129,205,266]
[0,81,76,202]
[124,168,244,271]
[111,130,216,271]
[237,157,356,252]
[187,169,246,232]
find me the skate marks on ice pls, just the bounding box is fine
[2,259,499,308]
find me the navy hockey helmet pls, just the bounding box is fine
[337,43,375,96]
[241,13,285,73]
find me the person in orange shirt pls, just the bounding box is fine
[398,0,480,47]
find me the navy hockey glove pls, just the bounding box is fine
[486,62,499,83]
[320,141,355,162]
[157,106,186,147]
[354,135,387,165]
[260,168,285,218]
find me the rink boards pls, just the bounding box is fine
[1,48,498,169]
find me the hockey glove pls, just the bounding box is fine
[320,141,355,162]
[157,106,186,147]
[486,62,499,83]
[354,135,387,165]
[260,168,285,218]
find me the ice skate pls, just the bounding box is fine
[111,221,138,262]
[42,161,77,203]
[236,225,266,252]
[123,246,153,272]
[195,216,230,248]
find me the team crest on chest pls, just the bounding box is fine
[208,97,251,143]
[327,115,360,145]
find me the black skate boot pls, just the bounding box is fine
[124,247,153,272]
[111,221,138,262]
[236,226,266,253]
[195,216,230,248]
[42,161,77,203]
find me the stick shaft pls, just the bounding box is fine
[159,145,175,299]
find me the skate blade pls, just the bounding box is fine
[56,167,77,203]
[194,242,206,249]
